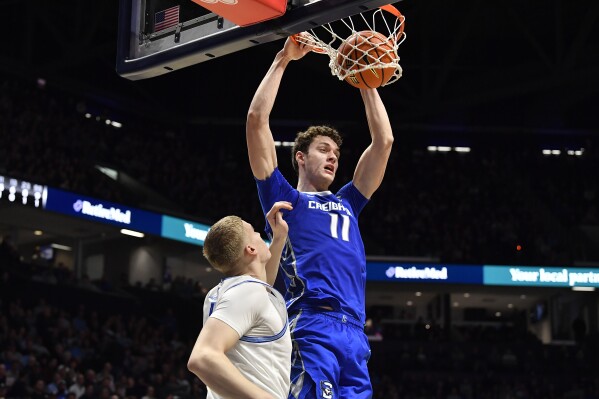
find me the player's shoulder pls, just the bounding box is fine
[205,284,219,299]
[335,180,355,194]
[257,167,287,183]
[221,276,270,296]
[337,181,368,200]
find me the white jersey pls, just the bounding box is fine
[203,276,291,399]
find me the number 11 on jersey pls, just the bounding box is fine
[329,213,350,241]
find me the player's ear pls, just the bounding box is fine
[295,151,305,166]
[245,245,257,256]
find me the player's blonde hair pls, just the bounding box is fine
[203,216,245,274]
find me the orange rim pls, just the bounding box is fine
[380,4,406,43]
[291,4,405,53]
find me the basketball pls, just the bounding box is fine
[336,30,398,89]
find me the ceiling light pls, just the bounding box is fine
[121,229,144,238]
[51,243,72,251]
[455,146,471,153]
[572,286,595,292]
[95,166,118,181]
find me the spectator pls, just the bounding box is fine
[68,373,85,399]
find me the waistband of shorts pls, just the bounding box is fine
[291,308,364,329]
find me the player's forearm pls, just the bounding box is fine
[265,235,286,286]
[246,51,292,178]
[360,88,394,147]
[247,50,291,124]
[352,89,394,198]
[189,350,274,399]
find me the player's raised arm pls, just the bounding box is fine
[264,201,292,286]
[352,88,394,199]
[246,36,312,180]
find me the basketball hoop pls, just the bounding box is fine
[291,4,406,87]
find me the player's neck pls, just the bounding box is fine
[297,177,330,193]
[244,263,267,283]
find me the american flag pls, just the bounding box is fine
[154,5,180,32]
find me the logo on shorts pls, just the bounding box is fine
[320,381,333,399]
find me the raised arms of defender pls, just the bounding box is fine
[264,201,292,286]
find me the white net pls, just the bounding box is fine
[292,5,406,87]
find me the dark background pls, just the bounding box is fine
[3,0,598,133]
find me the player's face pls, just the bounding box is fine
[303,136,340,189]
[243,221,271,263]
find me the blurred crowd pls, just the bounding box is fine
[1,257,598,399]
[2,78,599,265]
[0,265,207,399]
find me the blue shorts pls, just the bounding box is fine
[287,309,372,399]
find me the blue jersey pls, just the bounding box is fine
[255,168,369,324]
